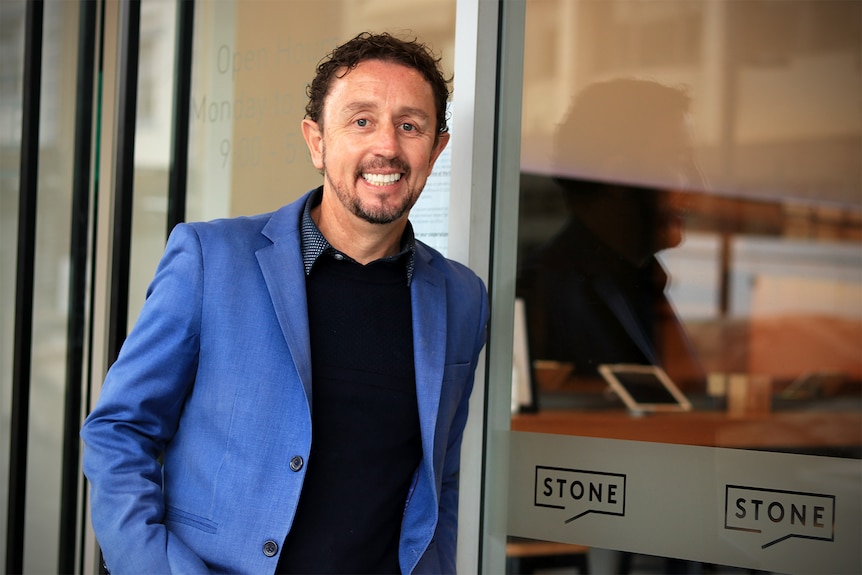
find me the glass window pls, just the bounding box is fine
[128,1,178,328]
[185,0,457,224]
[517,0,861,441]
[510,1,860,572]
[0,0,25,567]
[0,1,81,572]
[2,1,459,570]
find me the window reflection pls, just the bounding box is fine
[518,79,706,401]
[128,0,177,328]
[516,0,861,445]
[0,1,80,572]
[0,1,25,570]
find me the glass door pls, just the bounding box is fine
[504,1,861,573]
[1,2,87,572]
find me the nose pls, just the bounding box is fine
[371,123,401,158]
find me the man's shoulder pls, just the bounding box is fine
[415,241,486,291]
[186,211,273,237]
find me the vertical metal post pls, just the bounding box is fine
[58,1,98,573]
[167,0,196,233]
[6,1,44,573]
[106,0,141,364]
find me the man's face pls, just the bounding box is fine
[302,59,449,226]
[620,115,703,255]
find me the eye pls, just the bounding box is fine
[400,123,415,132]
[356,118,368,127]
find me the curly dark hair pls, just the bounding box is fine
[305,32,451,141]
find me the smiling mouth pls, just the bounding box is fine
[362,172,402,186]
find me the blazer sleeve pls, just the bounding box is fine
[81,224,210,575]
[434,272,490,573]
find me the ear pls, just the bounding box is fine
[301,118,324,170]
[428,131,450,169]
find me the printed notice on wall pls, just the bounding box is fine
[411,143,450,256]
[410,104,452,256]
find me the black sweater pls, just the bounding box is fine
[278,253,421,574]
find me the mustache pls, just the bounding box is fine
[357,157,410,174]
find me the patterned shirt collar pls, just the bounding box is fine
[300,187,416,285]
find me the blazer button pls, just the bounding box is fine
[263,540,278,557]
[289,455,303,472]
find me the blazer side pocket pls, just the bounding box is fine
[165,505,219,534]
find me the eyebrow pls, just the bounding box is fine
[340,101,431,122]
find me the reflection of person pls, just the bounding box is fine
[518,78,704,390]
[81,32,488,575]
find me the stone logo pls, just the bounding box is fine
[534,466,626,523]
[725,484,835,548]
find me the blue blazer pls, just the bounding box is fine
[81,190,489,575]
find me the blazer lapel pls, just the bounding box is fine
[256,203,313,406]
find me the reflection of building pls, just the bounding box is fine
[522,1,861,207]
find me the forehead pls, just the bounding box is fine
[324,59,436,116]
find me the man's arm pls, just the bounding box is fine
[435,275,490,572]
[81,224,209,574]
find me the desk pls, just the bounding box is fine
[511,409,862,450]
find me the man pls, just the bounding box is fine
[518,78,704,392]
[81,32,489,575]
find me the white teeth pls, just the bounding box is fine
[362,173,401,186]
